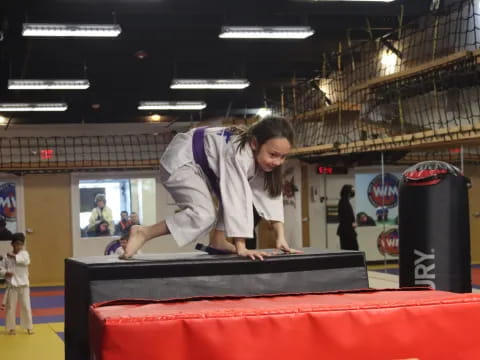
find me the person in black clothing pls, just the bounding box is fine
[337,184,359,250]
[0,218,13,241]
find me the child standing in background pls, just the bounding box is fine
[0,233,34,335]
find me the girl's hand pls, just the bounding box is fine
[275,238,302,255]
[236,248,269,261]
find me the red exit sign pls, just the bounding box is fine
[40,149,54,160]
[317,166,333,174]
[317,165,348,175]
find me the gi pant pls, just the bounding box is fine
[4,285,33,331]
[161,163,218,247]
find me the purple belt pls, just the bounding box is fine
[192,127,221,199]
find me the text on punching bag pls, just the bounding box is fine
[414,249,435,289]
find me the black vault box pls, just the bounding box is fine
[65,248,368,360]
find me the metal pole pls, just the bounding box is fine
[381,152,388,272]
[460,145,464,173]
[324,172,328,248]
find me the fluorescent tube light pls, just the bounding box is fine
[22,23,121,37]
[0,103,68,112]
[138,101,207,110]
[171,79,250,90]
[219,26,314,39]
[256,108,272,118]
[312,0,394,2]
[8,79,90,90]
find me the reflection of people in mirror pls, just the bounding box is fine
[356,212,376,227]
[95,220,111,237]
[88,193,114,235]
[115,211,131,235]
[129,212,140,225]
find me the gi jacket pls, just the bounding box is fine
[160,127,284,239]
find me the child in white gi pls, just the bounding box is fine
[0,233,34,335]
[124,117,299,260]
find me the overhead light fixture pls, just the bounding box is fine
[22,23,121,37]
[0,103,68,112]
[309,0,394,2]
[219,26,314,39]
[0,115,8,125]
[150,114,161,121]
[8,79,90,90]
[138,101,206,111]
[380,50,398,75]
[170,79,250,90]
[256,108,272,118]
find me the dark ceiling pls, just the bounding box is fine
[0,0,432,124]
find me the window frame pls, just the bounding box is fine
[70,170,161,257]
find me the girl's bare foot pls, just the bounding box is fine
[8,329,16,335]
[27,329,35,335]
[122,225,148,258]
[208,238,236,253]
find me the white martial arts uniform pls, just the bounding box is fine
[159,127,284,247]
[0,250,33,331]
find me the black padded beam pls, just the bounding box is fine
[65,248,368,360]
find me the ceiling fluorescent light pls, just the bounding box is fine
[138,101,207,110]
[0,103,68,112]
[8,79,90,90]
[256,108,272,118]
[171,79,250,90]
[22,23,121,37]
[313,0,394,2]
[219,26,314,39]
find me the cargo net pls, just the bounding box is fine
[0,133,172,172]
[268,0,480,155]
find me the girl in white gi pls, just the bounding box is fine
[124,117,298,260]
[0,233,34,335]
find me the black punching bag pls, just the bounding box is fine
[399,161,471,293]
